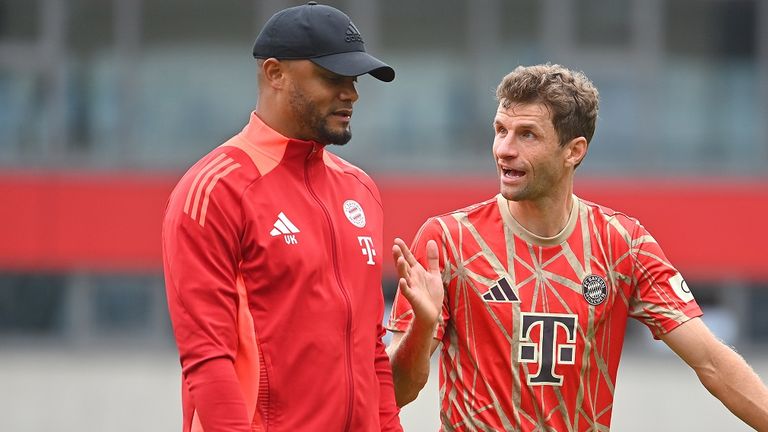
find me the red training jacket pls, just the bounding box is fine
[162,112,402,432]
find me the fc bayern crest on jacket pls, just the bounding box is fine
[582,274,608,306]
[343,199,366,228]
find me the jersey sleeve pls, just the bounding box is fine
[162,159,251,430]
[375,321,404,432]
[387,217,451,340]
[627,221,703,338]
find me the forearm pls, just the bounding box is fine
[387,318,438,407]
[186,357,252,432]
[696,344,768,431]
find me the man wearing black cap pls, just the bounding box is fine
[162,3,402,431]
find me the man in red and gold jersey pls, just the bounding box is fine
[387,64,768,431]
[162,3,403,431]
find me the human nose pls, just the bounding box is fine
[494,135,518,159]
[340,81,358,103]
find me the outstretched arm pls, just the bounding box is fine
[661,317,768,431]
[386,238,444,407]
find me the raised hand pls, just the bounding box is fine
[392,238,444,327]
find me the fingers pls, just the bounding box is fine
[393,237,419,267]
[396,256,411,286]
[398,277,411,298]
[392,241,403,259]
[425,239,439,273]
[393,243,412,280]
[399,276,423,307]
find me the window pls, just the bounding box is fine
[575,0,632,48]
[0,272,66,333]
[499,0,540,44]
[0,0,38,39]
[143,0,255,44]
[380,0,468,52]
[665,0,756,59]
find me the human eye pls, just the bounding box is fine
[327,73,355,86]
[520,130,536,140]
[494,123,507,136]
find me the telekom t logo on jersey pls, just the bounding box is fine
[357,236,376,265]
[518,313,578,385]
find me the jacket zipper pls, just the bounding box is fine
[304,146,355,432]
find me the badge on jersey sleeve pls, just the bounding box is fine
[581,274,608,306]
[668,272,694,303]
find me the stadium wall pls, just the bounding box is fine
[2,172,767,281]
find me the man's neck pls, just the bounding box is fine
[255,99,297,140]
[507,191,574,239]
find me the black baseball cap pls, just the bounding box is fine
[252,1,395,82]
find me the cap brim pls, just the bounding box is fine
[311,51,395,82]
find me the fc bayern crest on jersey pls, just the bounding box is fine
[582,274,608,306]
[343,200,366,228]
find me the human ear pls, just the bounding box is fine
[261,58,287,90]
[565,137,588,167]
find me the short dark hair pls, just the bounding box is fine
[496,64,599,147]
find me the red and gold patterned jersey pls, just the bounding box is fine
[388,194,702,431]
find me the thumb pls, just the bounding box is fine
[426,239,439,273]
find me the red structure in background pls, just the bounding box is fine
[1,171,766,281]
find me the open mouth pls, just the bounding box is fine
[501,167,525,178]
[332,109,352,120]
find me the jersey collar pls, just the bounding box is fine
[497,194,580,247]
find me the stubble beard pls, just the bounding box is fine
[499,168,530,202]
[499,168,543,203]
[289,85,352,145]
[501,184,530,202]
[501,166,562,203]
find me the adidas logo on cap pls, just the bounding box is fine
[345,22,363,43]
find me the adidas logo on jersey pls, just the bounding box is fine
[482,277,519,303]
[270,212,300,244]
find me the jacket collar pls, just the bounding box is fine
[239,111,325,162]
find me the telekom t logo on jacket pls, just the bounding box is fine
[358,236,376,265]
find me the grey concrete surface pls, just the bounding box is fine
[0,347,766,431]
[400,350,768,431]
